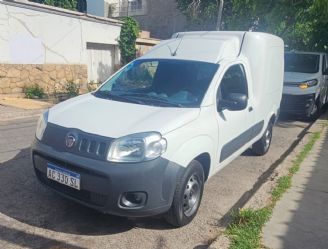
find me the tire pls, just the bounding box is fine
[252,121,273,156]
[306,101,321,121]
[164,160,204,227]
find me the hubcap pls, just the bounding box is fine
[264,127,272,150]
[310,103,318,116]
[182,174,201,217]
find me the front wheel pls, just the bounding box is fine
[164,160,204,227]
[306,101,321,121]
[252,121,273,156]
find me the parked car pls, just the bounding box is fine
[281,52,328,120]
[31,31,284,227]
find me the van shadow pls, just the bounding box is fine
[278,113,308,123]
[0,149,171,236]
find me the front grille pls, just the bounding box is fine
[78,137,107,157]
[281,94,315,111]
[35,168,107,207]
[42,123,113,161]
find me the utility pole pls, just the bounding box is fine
[216,0,224,30]
[127,0,129,17]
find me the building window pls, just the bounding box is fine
[108,0,147,17]
[130,0,143,11]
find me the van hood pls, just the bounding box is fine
[48,93,200,138]
[284,72,319,83]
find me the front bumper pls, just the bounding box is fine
[31,139,183,217]
[280,93,316,116]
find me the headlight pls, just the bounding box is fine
[298,79,318,89]
[35,110,49,141]
[107,132,167,163]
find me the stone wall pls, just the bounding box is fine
[0,64,88,95]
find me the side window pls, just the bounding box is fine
[217,64,248,102]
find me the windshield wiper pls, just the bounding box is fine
[120,93,183,107]
[94,91,146,105]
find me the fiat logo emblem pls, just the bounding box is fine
[65,133,76,148]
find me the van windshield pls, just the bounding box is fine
[95,59,219,108]
[285,53,320,74]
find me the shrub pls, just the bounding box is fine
[24,84,45,99]
[65,81,80,97]
[119,17,140,65]
[87,81,99,92]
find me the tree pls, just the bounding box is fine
[118,17,140,65]
[176,0,328,52]
[30,0,77,11]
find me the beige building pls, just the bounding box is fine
[87,0,187,39]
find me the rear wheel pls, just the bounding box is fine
[252,121,273,156]
[164,160,204,227]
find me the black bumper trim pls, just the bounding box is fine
[31,139,184,217]
[280,93,316,115]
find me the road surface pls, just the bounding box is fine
[0,116,311,249]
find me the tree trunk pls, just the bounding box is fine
[216,0,224,30]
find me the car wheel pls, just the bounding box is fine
[307,101,321,121]
[164,160,204,227]
[252,121,273,156]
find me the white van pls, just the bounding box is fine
[281,52,328,119]
[32,31,284,227]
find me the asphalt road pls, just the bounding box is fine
[0,116,311,249]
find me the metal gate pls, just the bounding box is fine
[87,42,115,83]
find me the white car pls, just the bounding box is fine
[32,31,284,227]
[281,52,328,120]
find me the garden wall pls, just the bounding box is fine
[0,64,87,95]
[0,0,122,95]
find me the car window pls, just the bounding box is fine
[217,64,248,103]
[285,53,320,74]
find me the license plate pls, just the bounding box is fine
[47,163,80,190]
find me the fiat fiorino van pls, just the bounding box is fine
[32,31,284,227]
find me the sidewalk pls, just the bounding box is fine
[262,120,328,249]
[0,97,52,122]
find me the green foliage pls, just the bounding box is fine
[176,0,219,30]
[30,0,77,11]
[24,84,45,99]
[271,176,292,203]
[65,81,80,97]
[176,0,328,52]
[226,208,272,249]
[119,17,140,65]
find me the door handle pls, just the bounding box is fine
[248,106,253,112]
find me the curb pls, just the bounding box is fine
[208,111,328,249]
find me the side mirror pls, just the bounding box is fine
[218,93,248,112]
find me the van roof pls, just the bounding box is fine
[141,31,282,64]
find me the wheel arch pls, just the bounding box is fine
[164,135,215,179]
[194,153,211,181]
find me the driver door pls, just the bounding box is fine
[216,64,254,166]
